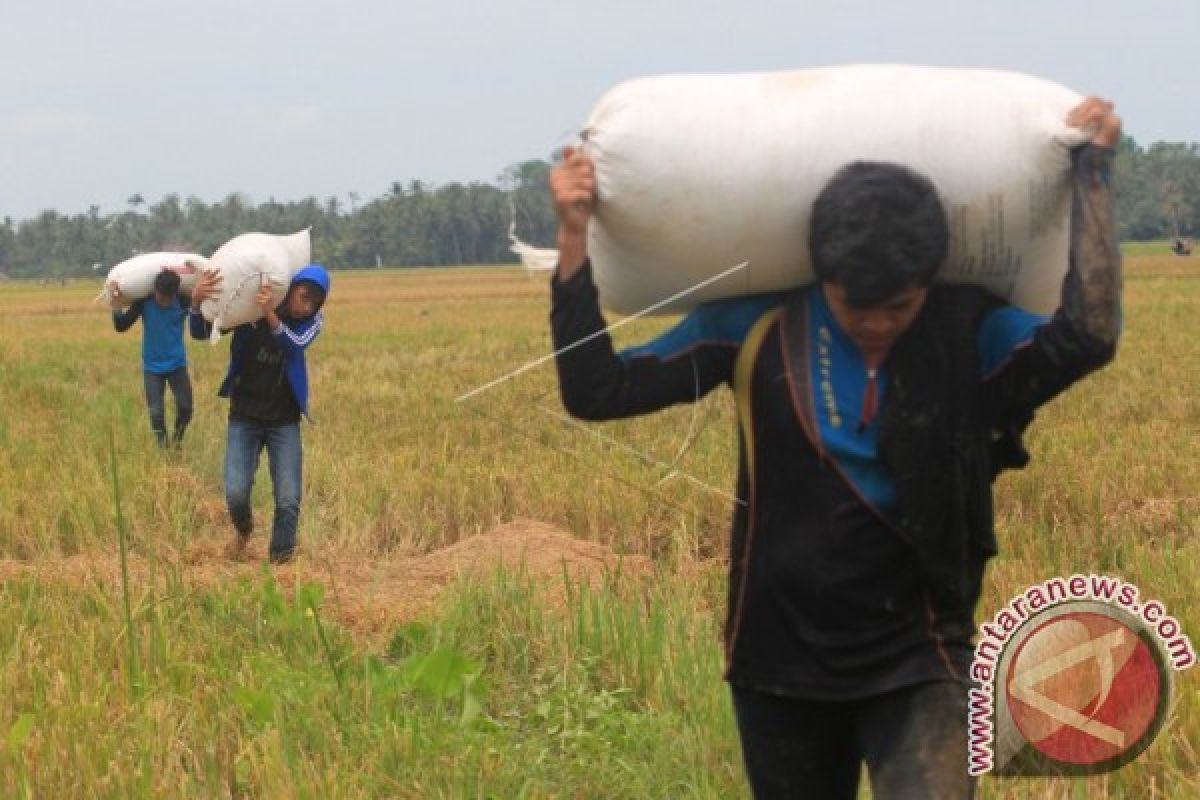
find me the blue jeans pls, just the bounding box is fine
[224,414,303,560]
[143,368,193,447]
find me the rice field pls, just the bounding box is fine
[0,248,1195,797]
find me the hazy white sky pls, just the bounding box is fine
[2,0,1195,220]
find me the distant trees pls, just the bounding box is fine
[1114,136,1200,240]
[0,159,558,278]
[0,218,14,274]
[4,158,560,278]
[0,139,1196,278]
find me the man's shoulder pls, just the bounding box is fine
[927,282,1004,306]
[619,293,785,363]
[690,291,792,344]
[924,283,1008,331]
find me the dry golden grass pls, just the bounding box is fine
[0,256,1195,798]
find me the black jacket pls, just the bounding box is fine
[550,146,1121,696]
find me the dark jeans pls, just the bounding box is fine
[732,680,975,800]
[224,414,302,560]
[143,367,193,447]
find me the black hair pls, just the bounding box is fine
[808,161,949,308]
[154,269,181,296]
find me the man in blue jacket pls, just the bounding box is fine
[110,269,194,448]
[190,264,331,564]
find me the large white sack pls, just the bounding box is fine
[98,252,209,309]
[198,229,311,334]
[579,65,1090,315]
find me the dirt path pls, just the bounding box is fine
[0,519,652,640]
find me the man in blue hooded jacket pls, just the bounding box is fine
[189,264,331,564]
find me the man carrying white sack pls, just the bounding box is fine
[548,98,1122,798]
[189,264,331,565]
[109,269,195,449]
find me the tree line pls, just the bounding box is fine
[0,136,1196,279]
[0,160,557,280]
[1113,137,1199,240]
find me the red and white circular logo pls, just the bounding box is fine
[1002,605,1170,774]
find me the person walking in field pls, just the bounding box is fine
[110,269,194,448]
[189,265,331,565]
[547,97,1123,798]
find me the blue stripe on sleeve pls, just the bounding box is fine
[619,293,788,363]
[977,306,1050,376]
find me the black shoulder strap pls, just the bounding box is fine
[778,293,824,461]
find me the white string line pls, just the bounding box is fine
[459,398,707,517]
[665,352,705,475]
[454,260,750,403]
[535,403,746,507]
[476,379,732,506]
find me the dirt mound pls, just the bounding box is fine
[0,519,651,641]
[412,519,649,584]
[302,519,651,635]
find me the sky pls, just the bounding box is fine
[2,0,1196,220]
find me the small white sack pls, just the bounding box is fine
[580,65,1090,315]
[98,253,209,309]
[198,229,311,334]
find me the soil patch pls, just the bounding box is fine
[0,519,652,640]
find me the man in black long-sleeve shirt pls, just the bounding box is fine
[548,98,1123,798]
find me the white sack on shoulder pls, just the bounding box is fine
[578,64,1089,315]
[98,253,209,309]
[199,229,311,336]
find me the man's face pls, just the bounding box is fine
[821,282,928,363]
[153,289,174,307]
[285,283,323,319]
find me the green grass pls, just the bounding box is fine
[0,263,1196,797]
[0,565,741,798]
[1121,239,1194,257]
